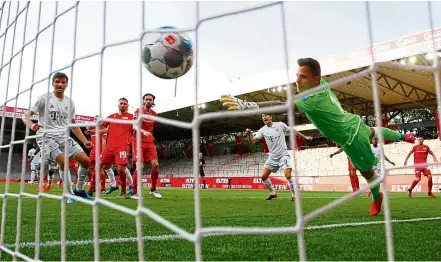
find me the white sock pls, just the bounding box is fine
[262,178,275,195]
[287,177,296,197]
[125,167,133,186]
[59,170,74,195]
[105,168,116,187]
[48,172,53,185]
[75,166,88,191]
[30,170,36,183]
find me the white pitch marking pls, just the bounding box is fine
[4,216,441,249]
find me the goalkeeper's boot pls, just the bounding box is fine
[150,190,162,199]
[127,185,133,195]
[265,193,278,200]
[404,133,416,143]
[105,185,119,195]
[370,192,383,216]
[74,188,94,201]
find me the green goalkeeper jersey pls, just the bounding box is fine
[294,78,362,146]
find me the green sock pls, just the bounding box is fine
[377,127,403,141]
[366,174,380,202]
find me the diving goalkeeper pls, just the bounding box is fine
[221,57,415,216]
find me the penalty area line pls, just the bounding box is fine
[4,216,441,249]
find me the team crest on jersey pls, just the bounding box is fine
[275,128,280,132]
[300,96,310,101]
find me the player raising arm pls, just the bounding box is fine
[22,72,93,203]
[404,137,437,198]
[246,114,312,201]
[221,58,416,216]
[131,93,162,199]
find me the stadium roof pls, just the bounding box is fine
[153,27,441,140]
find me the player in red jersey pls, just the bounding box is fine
[131,93,162,199]
[404,137,437,198]
[330,144,360,192]
[85,115,108,196]
[100,98,134,198]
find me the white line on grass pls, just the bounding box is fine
[4,216,441,249]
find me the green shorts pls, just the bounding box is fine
[341,123,378,172]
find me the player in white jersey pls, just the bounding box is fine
[368,138,395,198]
[31,150,58,192]
[245,114,312,201]
[27,143,38,184]
[371,138,395,176]
[22,72,93,203]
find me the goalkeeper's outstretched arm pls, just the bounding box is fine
[221,95,291,110]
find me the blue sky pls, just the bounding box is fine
[0,1,440,117]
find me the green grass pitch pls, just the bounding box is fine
[0,184,440,261]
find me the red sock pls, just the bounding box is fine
[89,170,96,192]
[409,180,419,191]
[354,176,360,190]
[132,170,138,195]
[151,167,159,191]
[100,173,106,192]
[120,169,127,194]
[349,176,356,192]
[428,177,433,193]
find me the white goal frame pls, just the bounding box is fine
[0,1,440,261]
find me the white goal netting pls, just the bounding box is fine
[0,1,440,261]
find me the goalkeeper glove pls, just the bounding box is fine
[220,95,259,110]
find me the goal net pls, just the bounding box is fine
[0,1,440,261]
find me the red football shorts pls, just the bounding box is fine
[348,159,356,173]
[100,145,130,166]
[89,146,104,168]
[132,142,158,164]
[415,167,431,178]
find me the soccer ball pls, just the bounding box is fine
[141,26,194,79]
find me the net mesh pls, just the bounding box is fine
[0,1,440,261]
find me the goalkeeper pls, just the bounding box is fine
[221,57,415,216]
